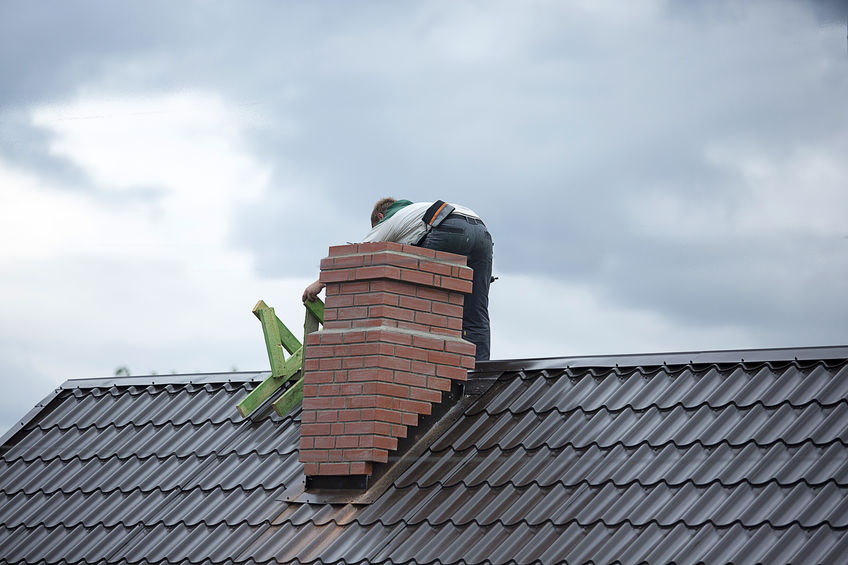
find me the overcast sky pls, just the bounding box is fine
[1,0,847,436]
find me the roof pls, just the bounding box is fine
[2,345,848,564]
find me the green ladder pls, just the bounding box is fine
[236,298,324,418]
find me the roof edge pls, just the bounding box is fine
[60,370,270,390]
[475,345,848,372]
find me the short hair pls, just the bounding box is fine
[371,197,395,227]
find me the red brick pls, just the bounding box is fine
[338,409,362,422]
[410,360,436,375]
[373,434,399,451]
[317,462,350,475]
[430,327,462,338]
[346,395,377,409]
[306,345,335,358]
[328,244,358,256]
[339,383,362,395]
[323,254,366,269]
[301,423,331,436]
[373,408,404,425]
[447,318,463,331]
[432,301,463,318]
[348,342,390,357]
[325,294,355,308]
[409,386,442,403]
[349,462,372,475]
[391,423,409,438]
[343,448,388,463]
[299,450,328,462]
[417,286,451,303]
[349,367,394,382]
[412,335,445,351]
[301,411,316,424]
[369,279,417,296]
[415,311,448,328]
[316,410,338,423]
[337,306,369,320]
[328,449,344,462]
[343,421,375,435]
[370,251,420,269]
[445,340,476,356]
[354,292,399,307]
[300,437,314,449]
[376,355,411,372]
[351,318,386,329]
[319,268,354,283]
[342,357,365,369]
[356,265,402,280]
[376,382,410,398]
[342,331,367,343]
[398,295,432,312]
[370,304,416,322]
[395,321,429,333]
[366,328,413,345]
[452,265,473,280]
[438,276,473,293]
[461,355,476,369]
[448,292,465,305]
[402,244,436,258]
[323,320,352,330]
[318,357,342,370]
[428,376,453,391]
[359,241,400,254]
[303,463,319,475]
[428,351,461,365]
[302,396,333,410]
[334,435,359,449]
[401,413,418,427]
[395,345,428,362]
[303,359,320,372]
[395,398,432,415]
[393,371,428,388]
[399,268,434,286]
[436,364,469,381]
[330,422,345,435]
[419,260,453,276]
[317,384,340,396]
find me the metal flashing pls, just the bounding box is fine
[476,344,848,372]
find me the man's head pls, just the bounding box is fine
[371,197,395,227]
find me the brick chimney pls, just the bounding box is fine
[298,242,476,479]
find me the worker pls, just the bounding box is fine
[303,197,493,362]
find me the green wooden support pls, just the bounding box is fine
[303,299,324,325]
[237,298,324,418]
[273,375,304,416]
[272,303,324,417]
[251,301,289,378]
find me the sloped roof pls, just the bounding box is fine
[1,346,848,564]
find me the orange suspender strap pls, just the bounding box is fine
[428,201,449,225]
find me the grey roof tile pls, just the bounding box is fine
[2,348,847,564]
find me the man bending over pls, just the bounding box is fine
[303,197,493,362]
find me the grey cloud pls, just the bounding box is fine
[2,0,846,346]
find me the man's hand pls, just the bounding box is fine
[302,280,325,302]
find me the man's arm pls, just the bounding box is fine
[302,279,324,302]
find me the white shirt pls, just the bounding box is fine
[361,202,480,245]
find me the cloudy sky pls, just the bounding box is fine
[1,0,847,435]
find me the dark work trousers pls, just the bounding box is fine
[418,214,493,362]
